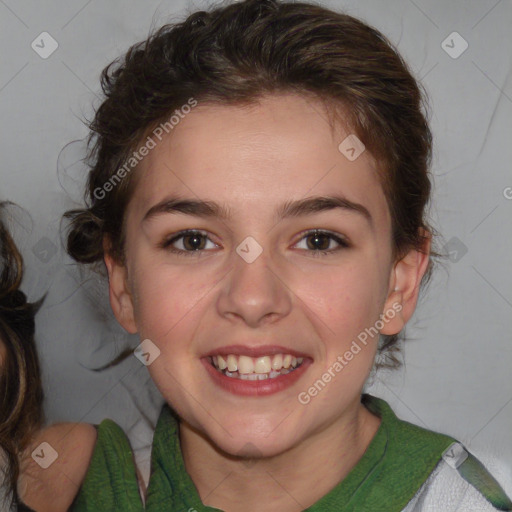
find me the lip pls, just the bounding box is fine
[201,356,312,397]
[203,344,310,359]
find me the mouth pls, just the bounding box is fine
[209,353,304,380]
[201,346,312,396]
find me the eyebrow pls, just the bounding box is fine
[142,194,372,226]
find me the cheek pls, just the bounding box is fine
[294,265,383,397]
[130,259,214,347]
[293,261,385,340]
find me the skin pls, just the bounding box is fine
[17,423,97,511]
[104,92,430,511]
[16,92,429,511]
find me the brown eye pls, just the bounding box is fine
[295,229,349,256]
[306,231,331,251]
[161,230,217,256]
[181,232,207,251]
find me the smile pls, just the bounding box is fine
[209,354,304,380]
[202,349,311,396]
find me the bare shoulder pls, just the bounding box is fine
[17,422,97,512]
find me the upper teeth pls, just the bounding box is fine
[211,354,304,374]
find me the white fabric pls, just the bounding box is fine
[403,448,512,512]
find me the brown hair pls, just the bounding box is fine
[0,202,44,509]
[64,0,437,369]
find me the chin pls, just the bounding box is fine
[205,423,301,461]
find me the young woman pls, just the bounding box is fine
[0,202,44,511]
[0,203,97,512]
[24,0,512,510]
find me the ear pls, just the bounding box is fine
[380,230,431,336]
[103,235,137,334]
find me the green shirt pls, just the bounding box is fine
[70,394,512,511]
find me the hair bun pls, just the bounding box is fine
[65,209,105,264]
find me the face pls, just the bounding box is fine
[106,93,427,458]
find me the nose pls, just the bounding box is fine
[216,239,293,328]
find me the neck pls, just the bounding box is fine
[179,399,381,512]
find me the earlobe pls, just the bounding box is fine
[379,287,405,335]
[103,237,137,334]
[380,232,431,336]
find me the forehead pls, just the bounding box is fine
[129,93,390,229]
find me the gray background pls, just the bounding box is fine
[1,0,511,494]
